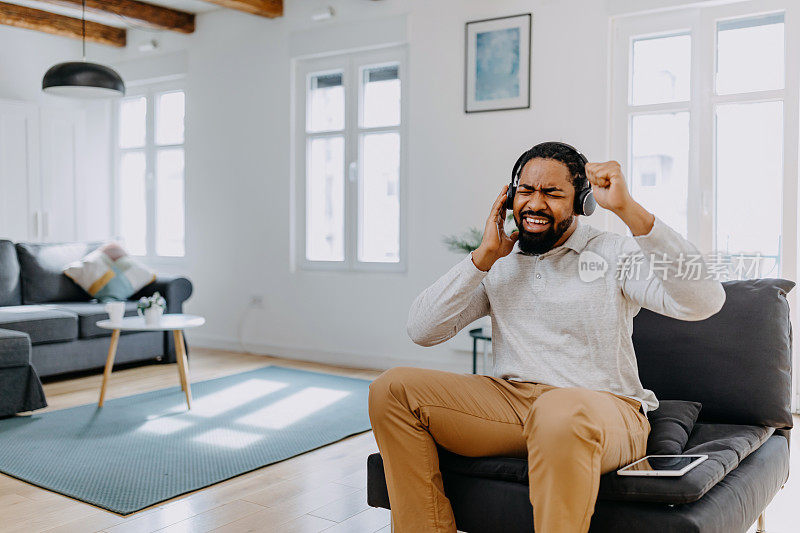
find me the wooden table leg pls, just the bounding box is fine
[173,330,192,409]
[177,333,185,392]
[98,329,120,407]
[172,330,188,393]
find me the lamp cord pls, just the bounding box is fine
[81,0,86,60]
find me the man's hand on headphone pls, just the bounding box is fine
[472,185,519,272]
[584,161,634,213]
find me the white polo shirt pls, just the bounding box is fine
[407,215,726,414]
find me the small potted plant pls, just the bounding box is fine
[138,291,167,326]
[442,213,516,253]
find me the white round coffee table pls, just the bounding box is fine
[96,314,205,410]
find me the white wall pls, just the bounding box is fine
[0,25,115,241]
[154,0,615,372]
[0,0,704,372]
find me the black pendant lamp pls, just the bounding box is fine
[42,0,125,98]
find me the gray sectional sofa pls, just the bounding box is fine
[0,239,193,417]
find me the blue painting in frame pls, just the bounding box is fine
[465,13,531,113]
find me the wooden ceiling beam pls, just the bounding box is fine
[201,0,282,18]
[36,0,195,34]
[0,1,125,47]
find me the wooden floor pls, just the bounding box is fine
[0,348,797,532]
[1,349,387,533]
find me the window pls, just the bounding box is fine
[614,1,799,414]
[294,47,406,271]
[612,1,791,281]
[116,84,186,258]
[714,13,784,278]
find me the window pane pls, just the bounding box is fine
[630,112,690,237]
[119,151,147,255]
[716,101,782,278]
[306,136,344,261]
[716,14,784,95]
[359,132,400,263]
[307,72,344,133]
[156,91,185,145]
[361,64,400,128]
[119,97,146,149]
[631,34,691,105]
[156,148,185,257]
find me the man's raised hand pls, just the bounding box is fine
[585,160,655,235]
[584,160,633,213]
[471,185,519,272]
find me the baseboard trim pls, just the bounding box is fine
[187,333,471,374]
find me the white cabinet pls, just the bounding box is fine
[40,107,84,242]
[0,99,85,243]
[0,100,39,242]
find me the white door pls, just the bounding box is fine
[0,100,39,242]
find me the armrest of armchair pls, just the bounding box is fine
[131,275,193,314]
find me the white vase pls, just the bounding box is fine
[144,307,163,326]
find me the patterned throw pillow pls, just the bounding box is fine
[63,242,156,302]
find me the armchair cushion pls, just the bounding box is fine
[368,424,774,508]
[368,397,770,508]
[410,400,703,486]
[645,399,702,455]
[367,435,788,533]
[597,424,773,503]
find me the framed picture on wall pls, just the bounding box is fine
[465,13,531,113]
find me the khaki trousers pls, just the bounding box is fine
[368,367,650,533]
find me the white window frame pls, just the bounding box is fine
[611,0,800,411]
[292,45,408,273]
[113,79,188,263]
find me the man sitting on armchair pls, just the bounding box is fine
[368,141,726,533]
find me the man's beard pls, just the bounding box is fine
[515,211,574,255]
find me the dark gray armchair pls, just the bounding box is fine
[367,278,794,532]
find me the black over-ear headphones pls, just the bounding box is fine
[505,141,597,216]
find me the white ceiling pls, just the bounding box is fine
[8,0,221,29]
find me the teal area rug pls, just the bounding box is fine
[0,365,372,515]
